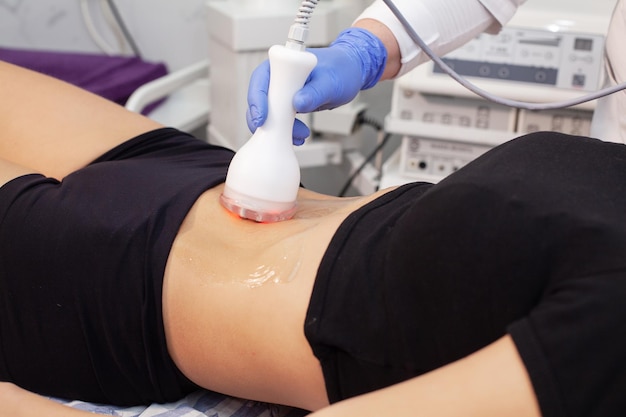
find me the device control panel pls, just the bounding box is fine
[433,26,606,91]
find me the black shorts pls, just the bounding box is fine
[0,128,234,405]
[305,132,626,417]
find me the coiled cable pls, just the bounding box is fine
[294,0,319,25]
[287,0,319,50]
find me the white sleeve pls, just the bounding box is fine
[356,0,527,77]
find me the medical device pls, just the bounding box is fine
[217,0,625,205]
[220,1,319,222]
[382,0,626,111]
[379,0,620,187]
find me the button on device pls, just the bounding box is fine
[572,73,586,87]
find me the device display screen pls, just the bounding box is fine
[574,38,593,51]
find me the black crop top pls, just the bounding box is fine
[0,128,234,405]
[305,132,626,417]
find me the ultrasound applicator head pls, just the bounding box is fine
[220,44,317,222]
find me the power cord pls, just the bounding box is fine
[80,0,142,57]
[338,114,393,197]
[103,0,142,58]
[80,0,116,55]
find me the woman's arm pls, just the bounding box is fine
[0,61,162,181]
[0,383,98,417]
[308,335,542,417]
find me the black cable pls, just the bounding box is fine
[356,113,384,131]
[104,0,143,58]
[338,121,393,197]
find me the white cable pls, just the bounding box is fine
[79,0,116,55]
[382,0,626,110]
[294,0,318,25]
[100,0,127,54]
[287,0,319,50]
[103,0,143,57]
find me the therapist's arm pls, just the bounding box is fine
[352,18,402,80]
[308,335,542,417]
[355,0,522,77]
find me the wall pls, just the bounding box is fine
[0,0,209,71]
[0,0,391,196]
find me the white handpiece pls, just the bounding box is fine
[220,44,317,222]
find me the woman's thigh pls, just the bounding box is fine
[0,61,162,180]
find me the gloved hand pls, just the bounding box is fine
[246,27,388,145]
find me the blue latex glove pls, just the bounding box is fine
[246,27,387,145]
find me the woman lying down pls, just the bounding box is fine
[0,60,624,417]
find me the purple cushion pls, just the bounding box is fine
[0,47,168,112]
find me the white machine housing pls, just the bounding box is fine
[381,0,618,187]
[206,0,366,168]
